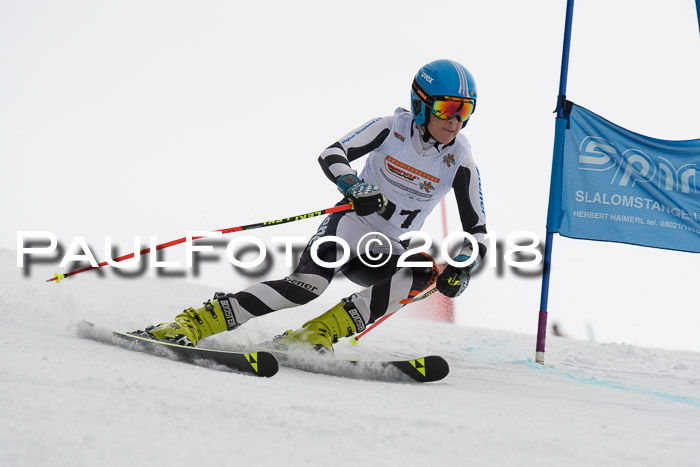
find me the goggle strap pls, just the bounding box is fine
[412,78,434,107]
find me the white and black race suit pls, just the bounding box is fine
[223,108,487,328]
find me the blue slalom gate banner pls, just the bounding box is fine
[547,102,700,253]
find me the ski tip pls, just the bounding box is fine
[422,355,450,382]
[251,351,280,377]
[400,355,450,383]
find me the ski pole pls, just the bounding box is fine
[48,203,353,283]
[349,287,438,345]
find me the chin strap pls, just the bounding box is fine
[418,124,443,152]
[421,125,433,143]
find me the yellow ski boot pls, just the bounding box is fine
[145,293,239,347]
[277,301,366,353]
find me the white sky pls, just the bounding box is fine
[1,0,699,351]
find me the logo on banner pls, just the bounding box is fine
[577,136,697,193]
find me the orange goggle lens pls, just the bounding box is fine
[431,97,476,121]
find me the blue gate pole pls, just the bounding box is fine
[536,0,575,364]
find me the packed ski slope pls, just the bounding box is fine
[1,249,699,467]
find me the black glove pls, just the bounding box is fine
[336,173,385,216]
[436,255,473,298]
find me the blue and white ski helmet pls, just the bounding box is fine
[411,59,478,128]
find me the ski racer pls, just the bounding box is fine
[142,59,488,353]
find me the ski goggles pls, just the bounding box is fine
[431,96,476,122]
[412,79,476,122]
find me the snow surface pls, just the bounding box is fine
[1,249,699,467]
